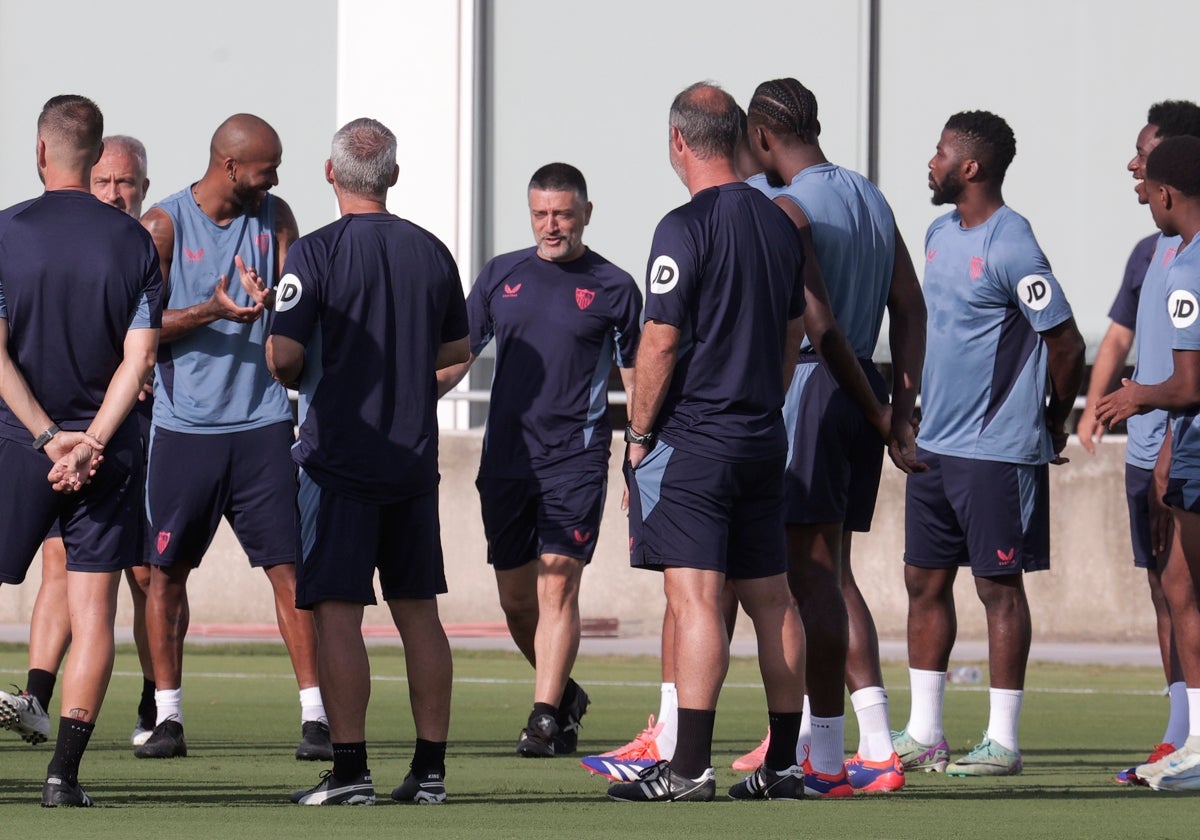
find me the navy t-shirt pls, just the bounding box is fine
[1107,233,1159,330]
[469,247,642,478]
[644,182,806,462]
[0,190,162,441]
[269,213,468,503]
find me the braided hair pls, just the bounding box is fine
[747,78,820,144]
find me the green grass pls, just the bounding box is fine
[2,643,1199,838]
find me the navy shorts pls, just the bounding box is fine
[45,406,152,565]
[1165,476,1200,514]
[476,471,606,570]
[146,421,300,569]
[625,442,786,579]
[1125,463,1156,569]
[783,356,887,530]
[904,449,1050,576]
[295,470,447,608]
[0,420,143,583]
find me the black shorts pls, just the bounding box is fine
[476,471,606,570]
[904,448,1049,577]
[0,420,143,582]
[625,443,786,580]
[1124,463,1156,569]
[146,421,300,569]
[295,470,446,607]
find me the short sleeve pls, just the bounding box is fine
[269,239,322,345]
[1169,273,1200,352]
[466,266,495,355]
[989,221,1073,333]
[129,253,163,330]
[643,214,700,327]
[441,254,468,344]
[611,274,643,367]
[1107,234,1157,329]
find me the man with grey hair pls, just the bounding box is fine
[608,82,807,802]
[269,117,469,806]
[437,160,640,758]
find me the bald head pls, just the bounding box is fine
[205,113,282,211]
[210,113,281,165]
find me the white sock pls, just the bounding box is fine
[1164,682,1189,746]
[807,715,845,775]
[1187,687,1200,739]
[985,688,1023,752]
[155,687,183,726]
[657,682,678,760]
[906,668,946,744]
[850,686,894,761]
[299,686,327,725]
[796,695,812,761]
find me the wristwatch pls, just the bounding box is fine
[32,424,60,452]
[624,422,657,447]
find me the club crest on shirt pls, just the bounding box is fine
[926,249,937,263]
[649,255,680,295]
[1165,247,1178,267]
[256,233,271,256]
[275,273,304,313]
[1169,289,1199,329]
[575,288,596,310]
[969,256,985,281]
[1016,275,1053,312]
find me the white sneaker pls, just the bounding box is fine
[0,687,51,745]
[1139,738,1200,791]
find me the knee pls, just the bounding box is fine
[974,576,1025,613]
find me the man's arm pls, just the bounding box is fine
[886,226,927,473]
[436,353,475,399]
[1076,321,1134,454]
[274,197,300,278]
[142,206,263,342]
[773,196,889,441]
[1042,317,1087,463]
[1151,423,1175,557]
[627,319,679,468]
[618,366,636,408]
[436,337,470,371]
[1097,348,1200,425]
[782,316,805,392]
[265,334,305,388]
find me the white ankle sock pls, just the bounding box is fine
[1187,687,1200,739]
[905,669,946,744]
[299,686,327,725]
[657,683,678,760]
[850,686,894,761]
[985,688,1023,752]
[795,695,812,762]
[155,687,182,726]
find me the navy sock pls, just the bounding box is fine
[765,711,802,770]
[671,708,716,779]
[26,668,55,712]
[412,738,446,778]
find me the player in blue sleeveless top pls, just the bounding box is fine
[0,135,161,754]
[895,112,1085,777]
[439,163,641,759]
[269,118,469,806]
[0,95,161,806]
[1078,101,1200,782]
[744,77,927,795]
[137,115,329,762]
[607,82,807,804]
[1096,136,1200,791]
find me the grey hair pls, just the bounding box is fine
[330,117,397,196]
[102,134,148,179]
[669,81,742,161]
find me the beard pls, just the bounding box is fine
[930,170,965,206]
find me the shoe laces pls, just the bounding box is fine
[612,716,660,759]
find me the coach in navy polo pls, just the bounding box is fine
[269,118,469,806]
[439,163,641,757]
[608,83,807,803]
[0,95,161,807]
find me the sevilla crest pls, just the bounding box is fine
[575,288,595,310]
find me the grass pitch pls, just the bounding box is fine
[1,643,1199,838]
